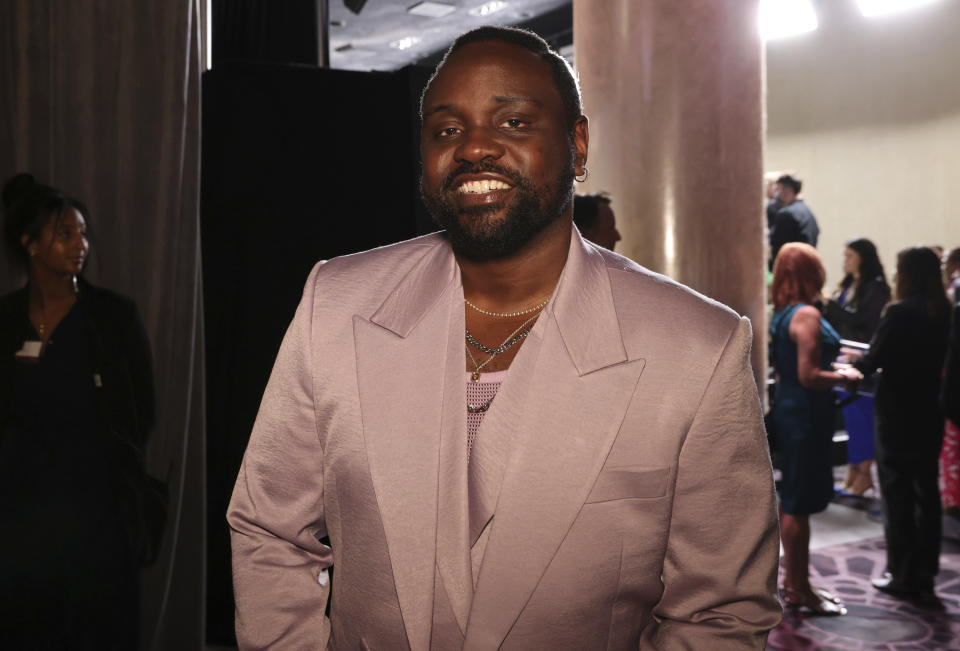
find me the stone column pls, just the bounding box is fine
[574,0,768,399]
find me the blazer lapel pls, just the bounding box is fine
[434,294,475,635]
[463,234,647,650]
[354,241,460,651]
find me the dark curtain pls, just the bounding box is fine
[0,1,206,648]
[212,0,318,67]
[201,61,425,643]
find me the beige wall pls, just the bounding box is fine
[766,0,960,291]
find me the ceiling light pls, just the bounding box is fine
[468,1,509,17]
[758,0,818,41]
[408,2,457,18]
[856,0,942,17]
[390,36,423,51]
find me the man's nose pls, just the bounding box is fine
[454,126,505,163]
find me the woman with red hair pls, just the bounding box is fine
[770,243,861,615]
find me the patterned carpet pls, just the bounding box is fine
[769,525,960,650]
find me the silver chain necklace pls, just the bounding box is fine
[465,326,532,355]
[465,311,542,382]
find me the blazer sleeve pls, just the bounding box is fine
[641,317,782,649]
[854,279,890,341]
[227,262,333,650]
[854,303,899,378]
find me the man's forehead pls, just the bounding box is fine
[424,41,555,105]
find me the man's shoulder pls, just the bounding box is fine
[303,232,450,306]
[596,248,742,339]
[784,199,816,221]
[310,232,447,286]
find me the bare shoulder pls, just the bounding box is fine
[788,305,822,338]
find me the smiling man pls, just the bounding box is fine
[229,26,781,650]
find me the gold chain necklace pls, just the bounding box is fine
[465,296,549,318]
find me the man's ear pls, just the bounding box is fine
[573,115,589,176]
[20,233,33,256]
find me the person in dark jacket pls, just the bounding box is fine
[825,238,891,495]
[0,173,156,648]
[849,246,950,607]
[827,238,891,343]
[768,173,820,270]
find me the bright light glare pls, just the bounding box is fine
[857,0,942,17]
[389,36,422,51]
[468,1,509,17]
[759,0,818,41]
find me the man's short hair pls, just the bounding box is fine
[420,26,583,133]
[573,193,612,230]
[776,173,802,195]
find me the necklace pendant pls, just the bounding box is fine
[471,371,481,382]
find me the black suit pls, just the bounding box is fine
[855,297,950,591]
[769,199,820,269]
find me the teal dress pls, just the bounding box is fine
[771,304,840,515]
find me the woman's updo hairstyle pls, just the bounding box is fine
[2,173,90,271]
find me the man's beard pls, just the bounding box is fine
[421,154,575,262]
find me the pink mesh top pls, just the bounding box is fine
[466,370,507,456]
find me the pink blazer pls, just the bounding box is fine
[228,230,781,650]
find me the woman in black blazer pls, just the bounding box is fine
[825,238,891,495]
[851,246,950,606]
[0,173,155,648]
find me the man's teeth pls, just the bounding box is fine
[457,179,511,194]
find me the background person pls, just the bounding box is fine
[825,237,891,496]
[769,173,820,270]
[770,242,862,616]
[573,192,621,251]
[0,173,156,647]
[944,246,960,305]
[826,238,891,343]
[849,246,951,606]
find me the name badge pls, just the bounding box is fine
[15,340,42,361]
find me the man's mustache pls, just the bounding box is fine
[441,161,524,192]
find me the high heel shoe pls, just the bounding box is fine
[845,466,874,496]
[782,586,847,616]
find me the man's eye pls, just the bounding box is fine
[502,118,527,129]
[436,127,460,138]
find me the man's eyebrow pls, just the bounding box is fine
[495,95,543,106]
[423,96,543,119]
[422,103,453,119]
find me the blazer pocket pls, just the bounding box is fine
[585,466,670,504]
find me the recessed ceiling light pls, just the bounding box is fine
[408,2,457,18]
[469,1,509,17]
[390,36,423,51]
[856,0,942,17]
[758,0,818,41]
